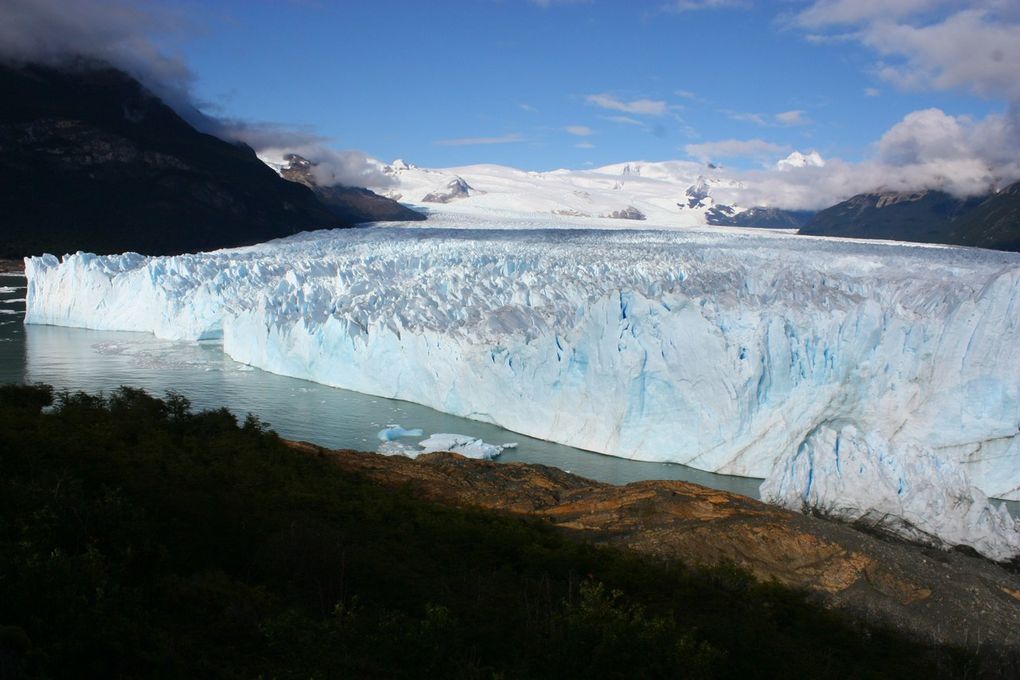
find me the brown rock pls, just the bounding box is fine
[287,442,1020,654]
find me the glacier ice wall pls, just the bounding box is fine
[24,225,1020,559]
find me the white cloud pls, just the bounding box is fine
[565,125,594,136]
[776,150,826,171]
[710,107,1020,210]
[605,115,646,126]
[793,2,1020,101]
[0,0,198,116]
[662,0,751,12]
[775,109,809,126]
[434,134,526,146]
[727,111,769,126]
[726,109,811,127]
[864,87,881,96]
[257,146,395,189]
[519,102,538,113]
[684,138,791,163]
[792,0,947,28]
[575,141,595,149]
[585,93,668,116]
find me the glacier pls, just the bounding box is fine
[24,214,1020,560]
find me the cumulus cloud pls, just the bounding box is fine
[257,145,395,189]
[709,107,1019,210]
[585,93,669,116]
[760,1,1020,207]
[793,1,1020,101]
[685,138,791,163]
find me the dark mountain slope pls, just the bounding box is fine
[0,61,407,258]
[798,189,1007,249]
[948,181,1020,252]
[707,206,815,229]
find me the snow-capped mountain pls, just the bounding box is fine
[367,158,756,226]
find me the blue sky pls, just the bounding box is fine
[2,0,1017,203]
[152,0,1009,171]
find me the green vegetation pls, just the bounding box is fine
[0,384,976,677]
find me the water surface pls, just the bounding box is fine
[2,275,763,497]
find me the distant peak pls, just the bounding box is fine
[777,150,825,171]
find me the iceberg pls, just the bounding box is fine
[375,429,514,460]
[24,217,1020,559]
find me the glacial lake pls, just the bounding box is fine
[0,274,765,498]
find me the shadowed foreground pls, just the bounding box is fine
[1,384,1015,678]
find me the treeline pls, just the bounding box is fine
[0,384,978,678]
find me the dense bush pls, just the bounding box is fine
[0,384,975,677]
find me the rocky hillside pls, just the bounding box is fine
[949,181,1020,251]
[707,206,815,229]
[800,187,1020,251]
[0,60,416,258]
[296,442,1020,654]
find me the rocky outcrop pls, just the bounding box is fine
[422,177,474,203]
[602,206,646,220]
[279,153,424,223]
[288,442,1020,654]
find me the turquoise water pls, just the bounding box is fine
[0,274,764,497]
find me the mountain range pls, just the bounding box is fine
[3,59,1017,256]
[800,187,1020,251]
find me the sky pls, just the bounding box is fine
[2,0,1019,207]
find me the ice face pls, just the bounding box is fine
[24,216,1020,559]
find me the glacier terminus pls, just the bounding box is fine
[24,211,1020,561]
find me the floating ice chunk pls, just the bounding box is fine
[377,424,425,441]
[418,433,516,460]
[376,432,514,460]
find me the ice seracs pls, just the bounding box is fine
[761,423,1020,562]
[24,211,1020,560]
